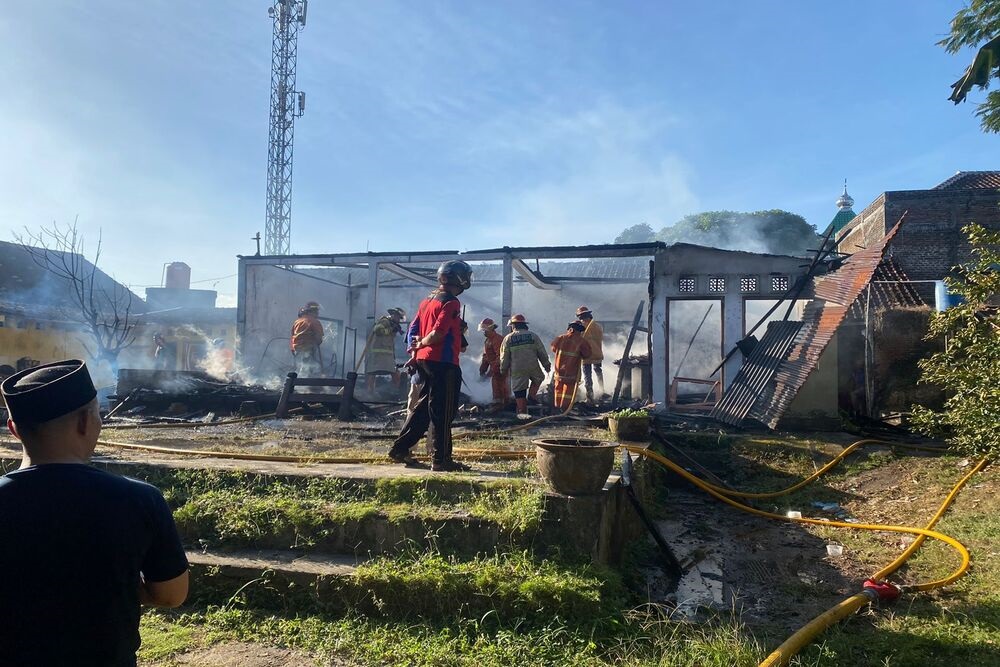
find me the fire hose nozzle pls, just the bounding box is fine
[862,578,902,603]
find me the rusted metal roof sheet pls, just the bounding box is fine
[709,320,803,426]
[742,221,903,429]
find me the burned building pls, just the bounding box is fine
[236,242,818,409]
[0,242,236,388]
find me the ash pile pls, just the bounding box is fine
[109,369,281,423]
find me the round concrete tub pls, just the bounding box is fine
[533,438,618,496]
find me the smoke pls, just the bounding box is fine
[183,327,282,389]
[667,300,722,384]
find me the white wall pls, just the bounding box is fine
[240,264,353,381]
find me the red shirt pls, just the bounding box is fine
[412,291,463,365]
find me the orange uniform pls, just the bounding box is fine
[550,332,592,409]
[479,328,509,405]
[290,315,324,352]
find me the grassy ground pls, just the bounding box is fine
[153,468,547,547]
[134,431,999,667]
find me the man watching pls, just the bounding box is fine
[0,360,189,667]
[389,260,473,472]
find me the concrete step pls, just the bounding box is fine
[187,548,360,582]
[179,510,511,558]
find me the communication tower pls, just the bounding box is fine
[265,0,307,256]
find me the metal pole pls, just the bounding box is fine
[864,283,874,418]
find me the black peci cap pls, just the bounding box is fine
[1,360,97,425]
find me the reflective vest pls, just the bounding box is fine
[500,329,549,378]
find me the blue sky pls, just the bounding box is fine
[2,1,998,305]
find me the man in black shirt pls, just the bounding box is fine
[0,360,189,667]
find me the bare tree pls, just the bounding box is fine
[16,219,138,369]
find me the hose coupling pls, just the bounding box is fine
[862,579,901,603]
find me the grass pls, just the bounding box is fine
[144,604,769,667]
[148,468,547,551]
[138,613,200,662]
[133,433,999,667]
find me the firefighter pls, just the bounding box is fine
[550,321,593,410]
[290,301,324,377]
[499,314,550,417]
[576,305,605,404]
[367,307,406,392]
[389,260,473,472]
[152,332,173,370]
[478,318,508,409]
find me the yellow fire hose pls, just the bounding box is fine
[96,402,985,667]
[683,438,952,499]
[97,378,582,462]
[96,438,531,463]
[616,444,986,667]
[758,456,988,666]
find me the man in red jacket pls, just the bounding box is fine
[388,261,473,472]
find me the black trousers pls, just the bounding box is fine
[390,360,461,465]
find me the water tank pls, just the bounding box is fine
[165,262,191,290]
[934,280,965,312]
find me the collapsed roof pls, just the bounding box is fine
[711,221,904,428]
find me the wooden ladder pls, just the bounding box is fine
[611,301,649,409]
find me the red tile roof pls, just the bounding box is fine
[933,171,1000,190]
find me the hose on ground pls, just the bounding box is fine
[97,439,531,464]
[757,456,988,667]
[672,438,951,499]
[93,428,985,666]
[621,445,971,579]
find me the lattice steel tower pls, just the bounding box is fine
[265,0,307,256]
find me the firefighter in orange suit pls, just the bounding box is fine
[550,322,592,410]
[290,301,324,377]
[576,305,605,404]
[477,318,508,409]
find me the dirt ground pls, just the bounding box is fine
[641,440,992,633]
[142,641,348,667]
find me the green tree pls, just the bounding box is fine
[614,223,656,244]
[911,224,1000,457]
[653,209,820,256]
[942,0,1000,132]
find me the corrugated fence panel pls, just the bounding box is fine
[710,320,803,426]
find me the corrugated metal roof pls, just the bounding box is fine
[709,320,803,426]
[738,221,903,429]
[748,222,903,428]
[296,258,651,286]
[933,171,1000,190]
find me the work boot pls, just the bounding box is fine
[388,449,424,468]
[432,460,472,472]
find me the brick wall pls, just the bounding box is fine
[838,189,1000,281]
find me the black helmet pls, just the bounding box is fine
[437,260,473,289]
